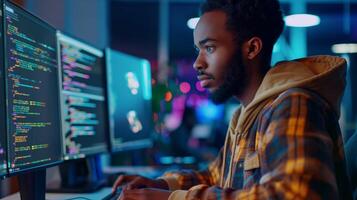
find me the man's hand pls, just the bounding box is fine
[112,175,169,193]
[118,188,172,200]
[184,185,228,200]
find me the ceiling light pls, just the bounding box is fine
[284,14,320,27]
[332,43,357,54]
[187,17,200,29]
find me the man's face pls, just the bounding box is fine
[193,10,246,104]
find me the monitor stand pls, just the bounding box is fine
[18,169,46,200]
[47,155,106,193]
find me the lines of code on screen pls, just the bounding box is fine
[59,34,107,160]
[5,4,62,173]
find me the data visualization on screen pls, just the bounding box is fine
[4,2,62,173]
[58,33,108,160]
[0,1,8,177]
[106,49,152,152]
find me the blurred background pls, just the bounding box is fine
[1,0,357,197]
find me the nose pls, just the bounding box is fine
[193,52,206,71]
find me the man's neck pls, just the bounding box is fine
[236,72,265,107]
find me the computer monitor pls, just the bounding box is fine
[4,0,62,175]
[45,33,109,193]
[3,1,62,199]
[105,48,153,152]
[0,0,7,179]
[57,32,108,160]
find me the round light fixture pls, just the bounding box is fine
[332,43,357,54]
[284,14,320,27]
[187,17,200,29]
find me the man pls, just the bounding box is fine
[113,0,353,199]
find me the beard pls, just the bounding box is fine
[210,51,247,104]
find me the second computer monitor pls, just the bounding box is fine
[57,33,108,160]
[105,48,153,152]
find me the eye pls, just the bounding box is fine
[205,46,215,54]
[194,46,200,54]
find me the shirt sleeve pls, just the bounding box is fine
[172,91,344,200]
[159,147,224,191]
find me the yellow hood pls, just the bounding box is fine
[233,55,347,135]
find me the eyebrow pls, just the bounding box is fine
[198,38,218,46]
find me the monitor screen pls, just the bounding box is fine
[105,49,152,152]
[4,2,62,173]
[0,0,7,177]
[57,33,108,160]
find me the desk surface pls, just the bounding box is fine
[2,165,176,200]
[2,187,112,200]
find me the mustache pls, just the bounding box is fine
[197,70,215,80]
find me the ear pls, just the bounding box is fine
[242,37,263,60]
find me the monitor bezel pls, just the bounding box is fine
[0,0,7,179]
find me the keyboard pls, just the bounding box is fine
[102,187,122,200]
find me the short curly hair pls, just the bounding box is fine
[200,0,284,74]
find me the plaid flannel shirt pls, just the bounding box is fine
[162,88,352,200]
